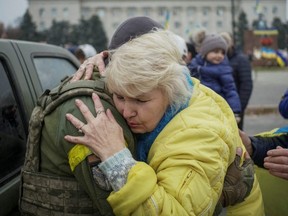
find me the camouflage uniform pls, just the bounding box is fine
[20,73,135,215]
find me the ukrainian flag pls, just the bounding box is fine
[165,10,170,29]
[255,0,262,14]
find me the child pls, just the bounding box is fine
[188,31,241,121]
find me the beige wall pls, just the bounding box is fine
[27,0,287,42]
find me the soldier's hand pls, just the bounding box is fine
[221,147,254,207]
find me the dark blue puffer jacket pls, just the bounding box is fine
[279,89,288,119]
[188,54,241,113]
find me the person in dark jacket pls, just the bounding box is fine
[240,126,288,180]
[188,31,241,120]
[184,42,197,65]
[279,89,288,119]
[221,32,253,130]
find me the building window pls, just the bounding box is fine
[127,7,137,17]
[81,7,91,19]
[143,7,152,16]
[216,7,224,16]
[63,7,69,18]
[217,20,223,28]
[51,8,57,17]
[39,8,45,18]
[39,21,46,31]
[202,7,210,16]
[272,6,278,14]
[112,7,121,17]
[188,21,195,29]
[187,7,196,17]
[158,7,167,17]
[173,7,181,16]
[174,21,181,29]
[96,8,106,18]
[202,21,208,28]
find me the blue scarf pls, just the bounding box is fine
[136,72,193,162]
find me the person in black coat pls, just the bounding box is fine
[221,32,253,130]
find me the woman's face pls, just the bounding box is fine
[113,88,169,134]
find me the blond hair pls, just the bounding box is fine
[106,29,192,112]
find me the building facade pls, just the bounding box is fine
[28,0,287,41]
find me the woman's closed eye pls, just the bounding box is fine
[136,98,149,103]
[115,94,125,101]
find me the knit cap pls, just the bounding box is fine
[199,33,227,57]
[108,16,163,50]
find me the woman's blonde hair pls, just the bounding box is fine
[105,29,193,112]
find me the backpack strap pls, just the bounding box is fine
[24,79,112,172]
[20,78,115,215]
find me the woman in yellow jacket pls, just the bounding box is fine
[65,29,264,215]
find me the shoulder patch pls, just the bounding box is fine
[68,144,92,171]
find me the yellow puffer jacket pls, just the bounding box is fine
[107,78,264,216]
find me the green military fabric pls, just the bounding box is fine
[20,74,135,215]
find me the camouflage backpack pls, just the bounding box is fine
[19,76,134,215]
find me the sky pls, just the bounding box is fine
[0,0,28,27]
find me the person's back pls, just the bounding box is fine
[19,74,135,215]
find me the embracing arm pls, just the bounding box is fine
[108,128,232,215]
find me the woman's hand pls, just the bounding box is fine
[239,130,253,156]
[70,51,109,82]
[65,93,126,161]
[264,146,288,180]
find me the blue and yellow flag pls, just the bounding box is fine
[165,10,170,29]
[255,0,262,14]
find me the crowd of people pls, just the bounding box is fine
[19,16,287,216]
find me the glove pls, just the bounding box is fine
[213,148,254,215]
[222,148,255,207]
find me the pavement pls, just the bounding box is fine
[243,69,288,135]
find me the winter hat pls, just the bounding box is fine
[197,31,227,57]
[78,44,97,58]
[108,16,163,50]
[220,32,233,48]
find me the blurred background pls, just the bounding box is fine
[0,0,288,65]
